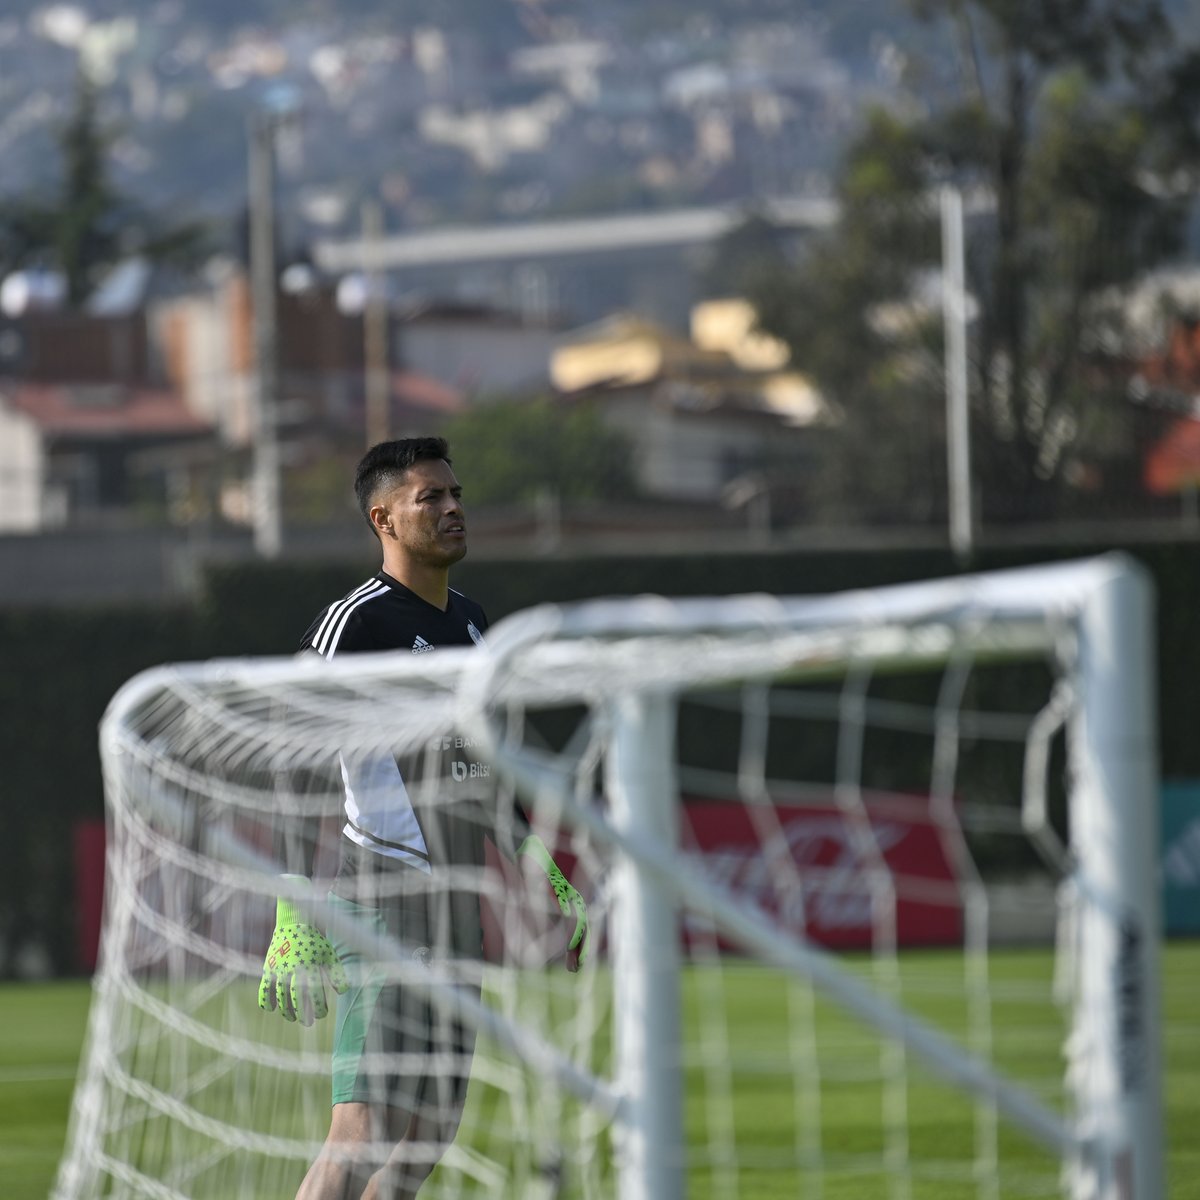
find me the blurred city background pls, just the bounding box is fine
[3,0,1200,981]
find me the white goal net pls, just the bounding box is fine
[55,554,1163,1199]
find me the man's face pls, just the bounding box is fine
[377,458,467,569]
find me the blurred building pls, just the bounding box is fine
[1131,316,1200,506]
[0,380,212,532]
[0,237,834,543]
[0,307,215,532]
[394,301,562,396]
[551,301,829,520]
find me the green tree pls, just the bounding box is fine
[701,210,795,299]
[751,110,949,524]
[751,0,1200,524]
[0,72,210,306]
[55,72,124,305]
[442,398,636,506]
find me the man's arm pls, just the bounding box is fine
[481,776,590,971]
[516,832,590,972]
[258,684,348,1025]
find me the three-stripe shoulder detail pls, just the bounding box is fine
[311,578,389,659]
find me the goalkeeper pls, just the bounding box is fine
[258,437,589,1200]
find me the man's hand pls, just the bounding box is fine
[518,835,590,971]
[258,878,349,1025]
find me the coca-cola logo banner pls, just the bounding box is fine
[481,793,965,964]
[681,795,964,949]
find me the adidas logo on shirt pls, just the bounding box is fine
[412,636,434,653]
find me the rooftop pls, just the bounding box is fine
[0,380,212,439]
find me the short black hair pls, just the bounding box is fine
[354,437,451,535]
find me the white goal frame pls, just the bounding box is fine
[57,552,1163,1200]
[457,552,1163,1200]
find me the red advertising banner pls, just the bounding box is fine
[482,793,963,962]
[681,794,963,949]
[73,818,106,972]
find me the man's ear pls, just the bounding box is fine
[368,502,392,538]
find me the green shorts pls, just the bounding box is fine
[328,881,481,1115]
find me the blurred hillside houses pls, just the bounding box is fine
[6,236,1200,552]
[0,4,888,233]
[0,246,831,559]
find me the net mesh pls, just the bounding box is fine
[55,562,1158,1199]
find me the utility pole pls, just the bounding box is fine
[362,197,390,449]
[248,110,282,558]
[941,184,973,562]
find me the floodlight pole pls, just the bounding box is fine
[941,185,973,562]
[362,197,390,449]
[248,111,283,559]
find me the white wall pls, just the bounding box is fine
[153,278,254,445]
[602,389,784,501]
[398,319,558,396]
[0,407,46,531]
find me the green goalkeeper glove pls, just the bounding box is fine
[518,835,590,971]
[258,877,349,1026]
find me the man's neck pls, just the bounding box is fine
[381,555,450,611]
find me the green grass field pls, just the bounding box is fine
[3,941,1198,1199]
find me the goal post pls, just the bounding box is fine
[1064,557,1161,1200]
[55,553,1163,1199]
